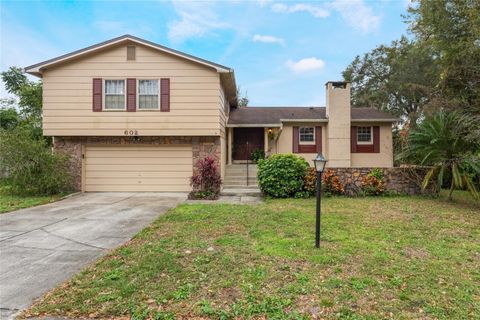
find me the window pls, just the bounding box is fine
[104,80,125,110]
[357,126,372,144]
[138,80,160,110]
[299,127,315,144]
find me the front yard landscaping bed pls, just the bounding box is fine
[25,193,479,319]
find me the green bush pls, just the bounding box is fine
[257,154,309,198]
[250,148,265,163]
[0,127,73,195]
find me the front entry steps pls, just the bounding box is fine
[221,164,263,197]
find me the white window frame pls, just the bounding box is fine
[103,79,126,111]
[299,127,316,145]
[357,126,373,145]
[137,79,161,111]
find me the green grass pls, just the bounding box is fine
[0,185,65,214]
[26,193,479,319]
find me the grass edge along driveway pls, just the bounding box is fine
[25,193,479,319]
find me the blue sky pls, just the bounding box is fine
[0,0,410,106]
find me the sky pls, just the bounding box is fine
[0,0,411,106]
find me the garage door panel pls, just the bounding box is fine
[85,177,189,186]
[85,145,192,192]
[86,171,189,178]
[85,184,191,192]
[86,157,192,165]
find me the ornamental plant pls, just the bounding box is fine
[257,154,309,198]
[250,148,265,163]
[361,168,386,196]
[303,167,317,196]
[190,156,221,199]
[322,169,345,195]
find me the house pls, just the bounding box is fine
[25,35,397,193]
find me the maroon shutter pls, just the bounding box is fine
[293,126,299,153]
[315,126,322,153]
[92,78,102,112]
[127,78,136,112]
[373,126,380,153]
[161,78,170,112]
[351,126,357,153]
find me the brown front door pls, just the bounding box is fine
[233,128,264,160]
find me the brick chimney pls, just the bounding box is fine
[325,81,351,167]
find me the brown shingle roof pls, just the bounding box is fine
[227,106,397,126]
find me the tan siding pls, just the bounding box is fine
[42,44,223,136]
[277,124,327,166]
[350,124,393,168]
[84,145,192,192]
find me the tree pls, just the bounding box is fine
[343,37,438,127]
[1,66,43,138]
[0,107,20,130]
[405,0,480,116]
[397,111,480,200]
[236,86,249,107]
[1,67,42,124]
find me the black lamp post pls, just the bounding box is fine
[313,153,327,248]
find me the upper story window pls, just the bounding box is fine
[138,79,160,110]
[357,126,372,144]
[104,80,125,110]
[299,127,315,144]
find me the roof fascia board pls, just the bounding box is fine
[226,124,281,128]
[352,119,398,122]
[25,35,232,74]
[280,119,328,123]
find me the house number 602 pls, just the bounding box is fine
[124,130,138,136]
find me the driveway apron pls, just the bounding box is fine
[0,192,186,319]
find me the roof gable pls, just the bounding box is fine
[24,34,232,76]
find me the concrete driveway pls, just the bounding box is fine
[0,192,186,319]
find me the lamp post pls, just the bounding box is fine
[313,153,327,248]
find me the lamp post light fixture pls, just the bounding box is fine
[313,153,328,248]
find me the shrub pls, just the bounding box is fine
[250,148,265,163]
[257,154,309,198]
[361,168,386,196]
[0,127,72,195]
[303,167,317,196]
[322,169,345,195]
[189,156,221,199]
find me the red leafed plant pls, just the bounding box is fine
[322,169,345,195]
[189,156,222,199]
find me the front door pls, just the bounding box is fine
[233,128,264,160]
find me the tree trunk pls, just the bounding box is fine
[448,180,455,201]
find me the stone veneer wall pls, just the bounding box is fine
[53,136,221,191]
[328,167,430,195]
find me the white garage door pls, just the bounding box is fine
[85,145,192,192]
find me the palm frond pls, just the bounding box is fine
[422,167,436,191]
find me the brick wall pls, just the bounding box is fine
[53,136,221,191]
[327,167,431,195]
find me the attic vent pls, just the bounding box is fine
[127,45,136,61]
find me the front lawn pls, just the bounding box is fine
[0,185,65,214]
[26,193,479,319]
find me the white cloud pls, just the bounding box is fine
[271,3,330,18]
[252,34,285,46]
[257,0,273,7]
[330,0,381,33]
[286,57,325,73]
[168,1,229,43]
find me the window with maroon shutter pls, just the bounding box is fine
[92,78,102,112]
[351,126,357,152]
[373,126,380,153]
[351,126,380,153]
[315,126,322,153]
[160,78,170,112]
[126,78,136,112]
[293,127,299,153]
